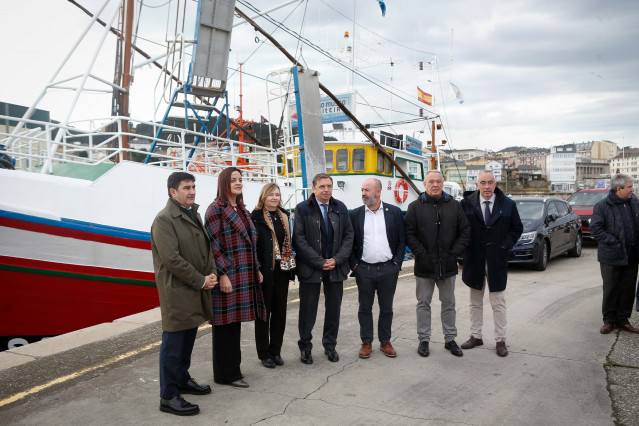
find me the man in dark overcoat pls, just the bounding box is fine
[590,173,639,334]
[151,172,217,416]
[460,170,523,357]
[293,173,354,364]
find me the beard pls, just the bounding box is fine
[363,195,377,207]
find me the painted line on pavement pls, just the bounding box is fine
[2,272,415,407]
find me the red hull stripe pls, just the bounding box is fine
[0,264,156,287]
[0,210,151,250]
[0,255,155,285]
[0,269,159,336]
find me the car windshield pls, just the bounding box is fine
[516,201,545,221]
[567,191,608,206]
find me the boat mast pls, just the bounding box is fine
[114,0,134,160]
[234,6,421,195]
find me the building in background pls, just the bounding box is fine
[548,144,577,191]
[440,157,466,187]
[576,140,618,161]
[449,148,487,161]
[610,148,639,180]
[516,148,549,177]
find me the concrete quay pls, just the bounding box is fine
[1,245,638,425]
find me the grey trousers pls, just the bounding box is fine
[416,275,457,343]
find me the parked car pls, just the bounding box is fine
[566,189,608,239]
[509,197,582,271]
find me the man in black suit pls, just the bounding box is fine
[349,178,406,358]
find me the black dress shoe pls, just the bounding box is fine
[273,355,284,366]
[160,395,199,416]
[325,348,339,362]
[445,340,464,357]
[417,341,429,357]
[177,378,211,395]
[261,358,276,368]
[300,350,313,364]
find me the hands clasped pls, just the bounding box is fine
[322,258,336,270]
[203,273,218,290]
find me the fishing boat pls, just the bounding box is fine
[0,0,446,349]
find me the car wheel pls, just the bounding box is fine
[532,240,549,271]
[568,232,582,257]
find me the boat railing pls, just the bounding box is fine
[0,114,281,181]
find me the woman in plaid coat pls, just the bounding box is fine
[205,167,266,388]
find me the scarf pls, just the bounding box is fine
[262,208,294,270]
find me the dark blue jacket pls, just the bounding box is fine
[590,192,639,266]
[461,187,523,292]
[292,194,354,283]
[348,202,406,270]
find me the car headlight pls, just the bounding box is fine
[518,231,537,244]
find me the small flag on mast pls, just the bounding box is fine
[417,86,432,106]
[450,82,464,104]
[378,1,386,16]
[260,115,269,124]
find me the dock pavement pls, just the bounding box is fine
[1,243,638,425]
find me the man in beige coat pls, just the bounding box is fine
[151,171,217,416]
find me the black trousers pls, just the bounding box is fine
[355,261,399,344]
[212,322,243,384]
[159,327,197,399]
[601,255,638,325]
[298,272,343,352]
[255,268,290,359]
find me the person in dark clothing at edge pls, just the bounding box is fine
[405,170,471,358]
[590,173,639,334]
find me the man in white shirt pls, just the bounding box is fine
[349,178,406,358]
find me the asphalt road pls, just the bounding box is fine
[1,242,638,425]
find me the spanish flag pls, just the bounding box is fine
[417,86,432,106]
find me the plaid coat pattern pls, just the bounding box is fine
[205,199,267,326]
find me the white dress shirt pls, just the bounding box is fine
[482,193,496,214]
[361,202,393,264]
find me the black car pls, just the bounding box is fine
[509,197,582,271]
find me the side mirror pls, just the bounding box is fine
[546,213,559,223]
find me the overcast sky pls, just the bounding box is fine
[1,0,637,152]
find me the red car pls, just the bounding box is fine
[566,189,609,238]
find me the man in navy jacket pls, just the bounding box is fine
[293,173,354,364]
[349,178,406,358]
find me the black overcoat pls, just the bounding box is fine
[251,207,295,286]
[460,187,523,292]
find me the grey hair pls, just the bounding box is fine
[425,170,443,178]
[371,178,382,190]
[478,170,495,178]
[611,173,633,192]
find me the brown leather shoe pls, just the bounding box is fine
[496,341,508,357]
[359,342,372,358]
[600,324,614,334]
[616,323,639,333]
[461,336,483,349]
[380,340,397,357]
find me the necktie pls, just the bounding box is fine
[320,203,329,227]
[484,200,492,224]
